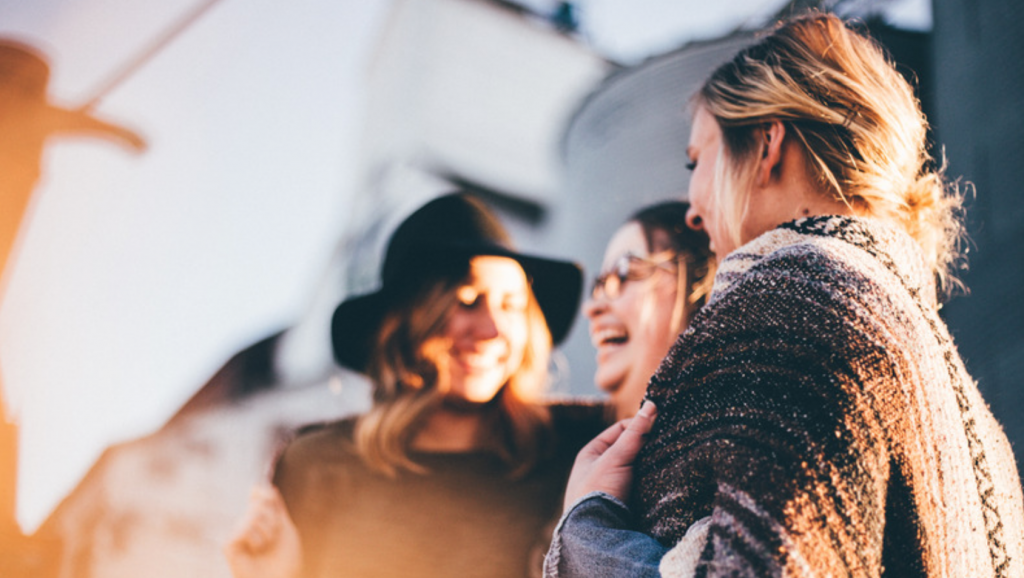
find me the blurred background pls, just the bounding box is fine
[1,0,1020,576]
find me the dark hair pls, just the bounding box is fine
[630,200,716,323]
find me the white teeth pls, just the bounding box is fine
[591,328,627,347]
[454,351,503,370]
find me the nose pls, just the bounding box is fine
[685,206,704,232]
[582,293,608,321]
[471,303,501,340]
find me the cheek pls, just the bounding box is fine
[504,316,530,363]
[692,175,708,213]
[441,308,467,341]
[419,335,450,370]
[608,291,643,331]
[691,162,720,217]
[616,288,662,349]
[688,168,707,204]
[647,314,679,355]
[641,287,682,348]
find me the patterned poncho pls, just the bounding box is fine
[636,216,1024,577]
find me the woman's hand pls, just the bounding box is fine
[563,401,657,510]
[223,485,302,578]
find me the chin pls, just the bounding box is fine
[462,380,506,404]
[455,389,499,404]
[594,365,627,393]
[466,392,502,404]
[444,383,504,409]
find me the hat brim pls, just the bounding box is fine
[331,247,582,373]
[331,290,392,373]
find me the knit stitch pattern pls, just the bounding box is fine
[636,216,1024,577]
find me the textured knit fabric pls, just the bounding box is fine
[273,402,606,578]
[636,216,1024,577]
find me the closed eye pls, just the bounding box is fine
[502,295,528,312]
[456,287,481,308]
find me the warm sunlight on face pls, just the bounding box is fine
[440,256,530,404]
[584,223,682,420]
[685,105,735,256]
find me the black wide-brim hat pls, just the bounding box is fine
[331,192,583,373]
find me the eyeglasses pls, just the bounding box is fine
[590,252,679,300]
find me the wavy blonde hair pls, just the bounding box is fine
[355,269,553,478]
[696,12,965,296]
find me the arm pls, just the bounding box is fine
[544,403,667,577]
[545,492,666,578]
[637,254,893,576]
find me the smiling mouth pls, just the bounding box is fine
[453,352,505,373]
[591,328,628,348]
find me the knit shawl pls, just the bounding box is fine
[636,216,1024,577]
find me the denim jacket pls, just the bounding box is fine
[543,492,666,578]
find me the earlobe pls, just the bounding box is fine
[757,121,786,186]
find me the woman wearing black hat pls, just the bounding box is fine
[225,192,606,578]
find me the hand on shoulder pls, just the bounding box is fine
[563,401,657,511]
[224,485,302,578]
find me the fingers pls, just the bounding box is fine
[227,486,286,555]
[578,419,630,459]
[579,400,658,461]
[224,485,304,578]
[603,401,658,464]
[246,494,276,552]
[624,400,657,437]
[252,484,287,511]
[562,401,659,507]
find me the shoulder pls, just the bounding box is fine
[712,216,924,311]
[275,417,361,475]
[652,221,916,404]
[731,238,870,293]
[545,399,609,453]
[547,399,607,427]
[700,234,897,345]
[677,240,889,373]
[292,415,357,447]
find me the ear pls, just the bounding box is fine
[756,120,786,187]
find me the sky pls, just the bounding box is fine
[0,0,928,532]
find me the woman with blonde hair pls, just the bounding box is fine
[547,13,1024,577]
[226,192,606,578]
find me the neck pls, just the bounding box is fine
[745,149,859,243]
[789,190,858,221]
[411,406,490,452]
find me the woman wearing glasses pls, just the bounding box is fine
[585,201,714,421]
